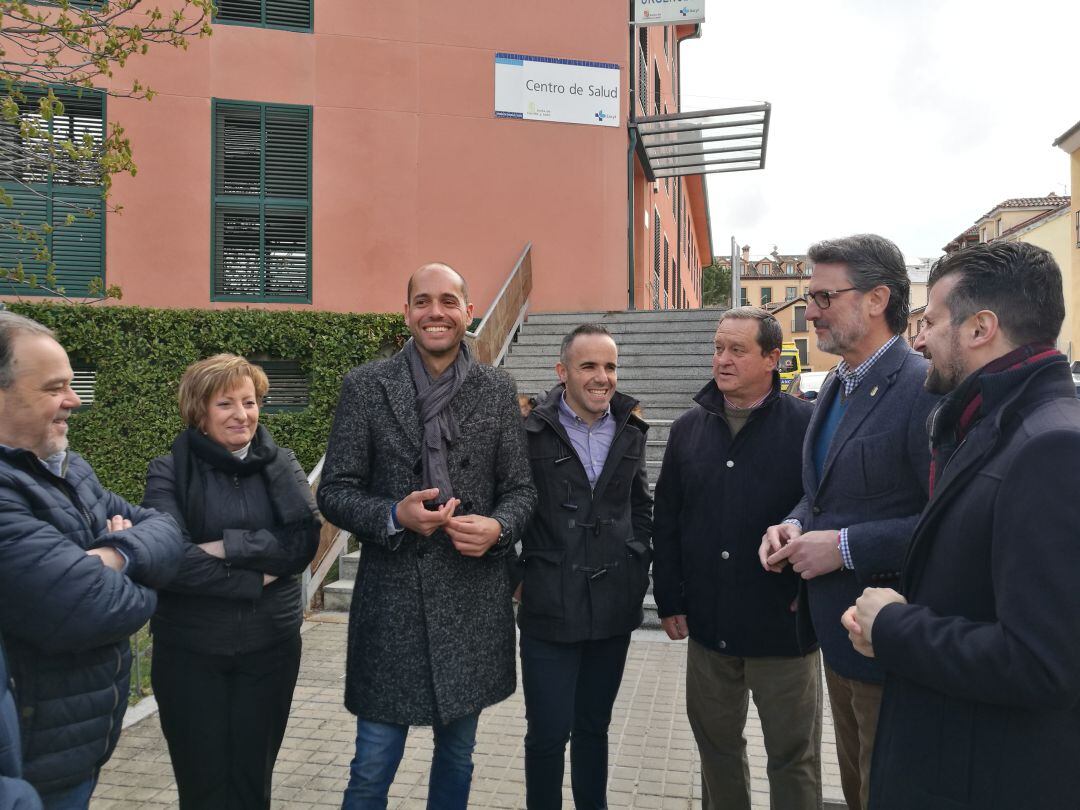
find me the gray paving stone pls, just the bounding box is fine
[92,618,845,809]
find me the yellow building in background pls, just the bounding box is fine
[1055,121,1080,363]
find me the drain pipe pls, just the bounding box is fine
[627,126,638,310]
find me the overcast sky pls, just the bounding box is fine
[679,0,1078,262]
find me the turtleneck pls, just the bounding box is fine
[231,443,251,461]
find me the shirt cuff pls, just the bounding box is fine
[386,509,404,536]
[839,528,853,570]
[783,518,803,531]
[114,547,130,574]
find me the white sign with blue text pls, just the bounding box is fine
[494,53,620,128]
[632,0,706,26]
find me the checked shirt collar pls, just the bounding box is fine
[835,334,899,399]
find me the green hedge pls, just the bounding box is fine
[10,302,409,503]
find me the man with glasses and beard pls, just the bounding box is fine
[843,242,1080,810]
[759,234,938,810]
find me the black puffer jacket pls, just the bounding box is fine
[0,634,41,810]
[0,447,183,795]
[142,426,321,656]
[518,386,653,643]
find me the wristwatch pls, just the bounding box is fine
[495,517,512,548]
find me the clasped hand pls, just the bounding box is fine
[396,488,501,558]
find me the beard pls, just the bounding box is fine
[814,314,868,356]
[923,331,965,395]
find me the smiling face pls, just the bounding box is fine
[914,274,968,395]
[712,317,779,404]
[557,333,618,426]
[201,377,259,452]
[404,265,474,370]
[0,333,81,459]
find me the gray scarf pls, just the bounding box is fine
[404,337,475,505]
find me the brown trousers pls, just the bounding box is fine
[686,640,823,810]
[823,663,883,810]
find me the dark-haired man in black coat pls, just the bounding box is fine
[0,633,40,810]
[844,242,1080,810]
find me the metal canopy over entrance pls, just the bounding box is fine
[633,103,771,180]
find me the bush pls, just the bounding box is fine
[10,302,409,502]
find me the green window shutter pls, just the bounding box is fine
[50,189,104,295]
[216,0,312,29]
[212,100,311,302]
[0,86,105,297]
[265,0,312,29]
[253,359,309,412]
[215,0,262,24]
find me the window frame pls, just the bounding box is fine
[210,98,313,304]
[0,84,107,298]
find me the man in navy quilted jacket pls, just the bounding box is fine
[0,311,184,808]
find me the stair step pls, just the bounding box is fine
[525,308,725,325]
[507,342,715,357]
[323,579,354,613]
[340,550,360,582]
[515,326,714,341]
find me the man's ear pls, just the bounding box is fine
[970,310,1000,348]
[555,362,568,384]
[866,285,891,318]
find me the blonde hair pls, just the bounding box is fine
[177,354,269,429]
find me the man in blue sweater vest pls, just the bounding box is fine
[759,234,938,810]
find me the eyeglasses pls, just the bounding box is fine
[806,287,858,309]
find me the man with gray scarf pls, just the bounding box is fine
[319,262,537,809]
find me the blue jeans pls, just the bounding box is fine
[521,633,632,810]
[40,774,97,810]
[341,712,479,810]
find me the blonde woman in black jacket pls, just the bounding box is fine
[143,355,321,809]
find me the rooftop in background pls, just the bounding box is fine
[944,194,1070,254]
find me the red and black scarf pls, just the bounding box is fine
[927,343,1060,496]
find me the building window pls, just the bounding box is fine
[760,287,772,306]
[794,306,807,332]
[72,364,96,409]
[785,286,797,301]
[739,287,748,307]
[652,207,661,310]
[1075,210,1079,248]
[786,262,796,275]
[212,100,312,302]
[795,338,809,366]
[251,358,310,412]
[653,63,661,116]
[215,0,312,30]
[637,29,648,116]
[0,86,106,297]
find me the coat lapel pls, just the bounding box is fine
[818,340,909,494]
[449,363,485,428]
[377,353,422,452]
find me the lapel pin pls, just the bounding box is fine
[870,386,879,397]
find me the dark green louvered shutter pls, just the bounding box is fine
[216,0,312,30]
[212,100,311,302]
[254,359,309,412]
[0,87,105,297]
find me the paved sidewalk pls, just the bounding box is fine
[91,616,845,809]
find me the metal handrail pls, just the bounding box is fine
[466,242,533,366]
[300,455,352,613]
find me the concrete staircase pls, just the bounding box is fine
[323,308,725,626]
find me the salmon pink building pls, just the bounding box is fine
[1,0,770,315]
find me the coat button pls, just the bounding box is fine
[726,460,735,468]
[721,551,730,560]
[718,640,727,649]
[812,506,822,515]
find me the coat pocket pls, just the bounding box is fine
[520,548,565,621]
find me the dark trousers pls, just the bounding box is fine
[151,635,302,810]
[520,632,632,810]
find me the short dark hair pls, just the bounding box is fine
[406,262,470,304]
[716,306,783,354]
[0,311,55,389]
[559,323,614,365]
[928,242,1063,346]
[808,234,909,334]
